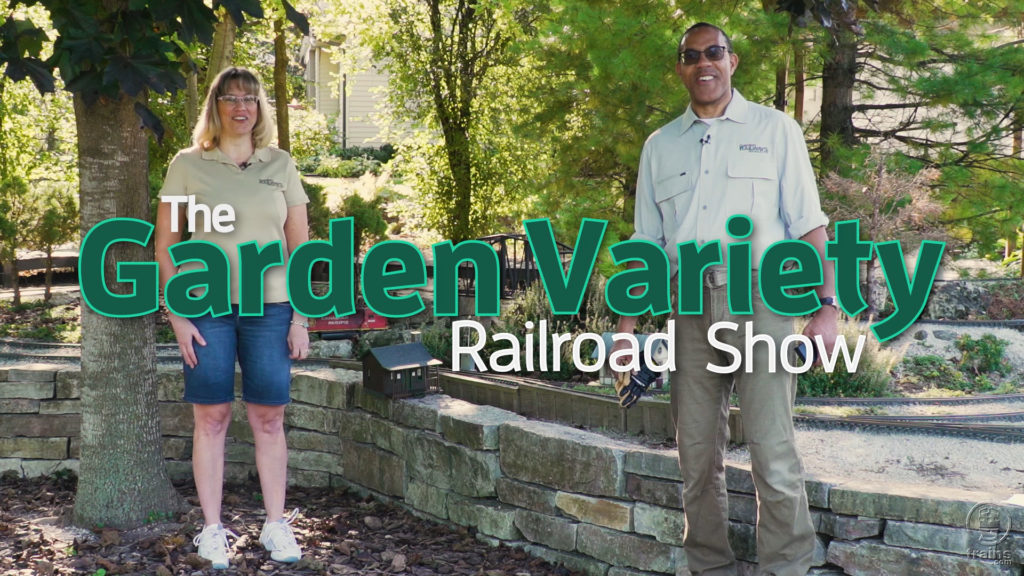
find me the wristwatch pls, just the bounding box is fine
[290,320,309,329]
[819,296,839,310]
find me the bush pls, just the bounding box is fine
[796,316,902,398]
[289,107,334,171]
[317,156,381,178]
[491,276,667,381]
[899,355,970,390]
[302,178,331,240]
[421,318,453,365]
[956,333,1011,375]
[332,144,396,164]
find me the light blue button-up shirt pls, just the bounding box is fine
[633,90,828,276]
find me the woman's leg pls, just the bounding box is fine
[246,402,288,522]
[192,402,234,526]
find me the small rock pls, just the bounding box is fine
[913,330,928,341]
[184,553,208,569]
[98,529,120,547]
[363,516,383,530]
[390,553,407,572]
[933,329,959,341]
[294,556,324,570]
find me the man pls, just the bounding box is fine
[612,23,838,576]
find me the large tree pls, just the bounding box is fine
[352,0,543,242]
[0,0,303,529]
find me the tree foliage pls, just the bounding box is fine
[347,0,546,242]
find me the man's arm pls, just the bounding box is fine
[799,225,838,358]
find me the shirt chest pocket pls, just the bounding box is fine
[726,156,777,215]
[653,172,695,235]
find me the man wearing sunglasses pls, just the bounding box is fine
[613,22,837,576]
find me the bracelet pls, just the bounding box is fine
[290,320,309,329]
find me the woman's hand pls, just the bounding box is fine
[288,323,310,360]
[168,313,206,369]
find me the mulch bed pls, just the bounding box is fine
[0,473,578,576]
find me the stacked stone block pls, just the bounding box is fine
[1,364,1022,575]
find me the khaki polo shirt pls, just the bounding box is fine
[633,90,828,276]
[159,146,309,304]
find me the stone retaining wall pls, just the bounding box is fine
[1,364,1022,576]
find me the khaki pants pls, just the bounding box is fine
[672,277,815,576]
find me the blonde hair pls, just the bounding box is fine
[192,67,275,150]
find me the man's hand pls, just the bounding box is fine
[802,305,839,364]
[609,338,657,408]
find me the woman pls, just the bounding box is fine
[155,67,310,569]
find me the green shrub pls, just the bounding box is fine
[491,276,666,381]
[317,156,381,178]
[899,355,969,390]
[332,144,396,164]
[956,333,1011,375]
[302,179,331,240]
[421,318,453,365]
[289,108,334,170]
[796,316,902,397]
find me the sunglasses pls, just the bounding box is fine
[679,45,730,65]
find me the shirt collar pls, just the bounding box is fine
[677,89,749,136]
[201,145,271,165]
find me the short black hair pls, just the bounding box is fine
[678,22,734,57]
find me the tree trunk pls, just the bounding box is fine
[3,260,18,304]
[274,18,290,153]
[44,249,52,302]
[72,93,184,530]
[443,125,473,243]
[773,58,789,112]
[203,9,237,97]
[820,28,858,168]
[186,71,200,133]
[794,44,805,124]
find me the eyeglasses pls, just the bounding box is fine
[217,95,259,106]
[679,45,730,65]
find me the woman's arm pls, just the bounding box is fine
[156,201,206,368]
[284,203,311,359]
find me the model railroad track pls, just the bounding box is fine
[0,338,331,369]
[795,393,1024,407]
[794,415,1024,443]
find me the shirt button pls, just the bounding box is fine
[702,205,707,210]
[704,170,709,174]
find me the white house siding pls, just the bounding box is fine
[305,44,388,147]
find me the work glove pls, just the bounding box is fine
[614,363,659,408]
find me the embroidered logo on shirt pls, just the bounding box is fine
[260,178,285,189]
[739,144,769,154]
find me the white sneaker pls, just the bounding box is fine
[259,508,302,563]
[192,524,237,570]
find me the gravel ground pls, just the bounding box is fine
[727,428,1024,497]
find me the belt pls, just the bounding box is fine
[703,267,763,288]
[703,267,729,288]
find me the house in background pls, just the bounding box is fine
[301,38,388,148]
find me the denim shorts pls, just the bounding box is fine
[183,303,293,406]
